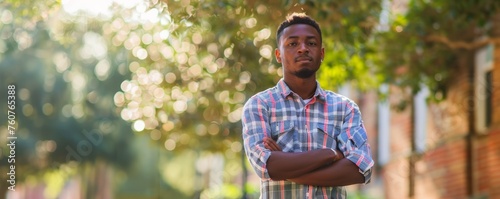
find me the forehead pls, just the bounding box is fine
[280,24,320,40]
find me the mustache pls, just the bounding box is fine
[294,56,312,62]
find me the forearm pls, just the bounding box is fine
[267,149,334,180]
[288,158,365,187]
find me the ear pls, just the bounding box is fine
[321,47,325,61]
[275,48,282,63]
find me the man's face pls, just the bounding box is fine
[275,24,324,79]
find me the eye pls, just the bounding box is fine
[287,42,297,47]
[308,41,317,46]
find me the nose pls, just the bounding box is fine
[297,43,309,54]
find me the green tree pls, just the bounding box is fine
[0,2,136,198]
[374,0,500,99]
[1,0,387,198]
[371,1,500,197]
[116,0,383,152]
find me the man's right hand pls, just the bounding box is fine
[263,137,282,151]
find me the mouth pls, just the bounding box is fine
[295,56,312,62]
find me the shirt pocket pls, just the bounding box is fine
[270,121,295,152]
[311,123,338,150]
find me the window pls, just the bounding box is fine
[474,44,494,133]
[486,71,492,127]
[378,84,390,165]
[414,85,429,153]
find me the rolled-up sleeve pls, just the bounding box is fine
[241,96,272,180]
[337,101,375,184]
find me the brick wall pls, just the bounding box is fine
[488,130,500,196]
[493,46,500,125]
[487,46,500,196]
[383,159,410,199]
[380,86,413,199]
[474,135,490,195]
[358,90,378,164]
[371,44,500,199]
[380,55,473,199]
[472,42,500,198]
[417,138,468,199]
[474,129,500,198]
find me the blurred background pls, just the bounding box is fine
[0,0,499,198]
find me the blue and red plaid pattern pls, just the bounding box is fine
[242,79,374,199]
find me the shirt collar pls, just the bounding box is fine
[277,78,327,101]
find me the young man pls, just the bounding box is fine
[242,13,374,198]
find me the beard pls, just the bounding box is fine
[294,68,317,79]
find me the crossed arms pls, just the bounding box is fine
[242,94,374,187]
[263,137,365,187]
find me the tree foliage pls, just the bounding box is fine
[2,0,498,197]
[114,0,383,153]
[0,0,376,196]
[3,0,498,176]
[374,0,500,100]
[0,0,136,190]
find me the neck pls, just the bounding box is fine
[284,76,317,99]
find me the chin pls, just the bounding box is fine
[295,69,316,79]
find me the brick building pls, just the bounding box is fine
[356,42,500,198]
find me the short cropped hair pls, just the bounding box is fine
[276,13,322,45]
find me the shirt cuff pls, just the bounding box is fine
[359,168,372,184]
[344,151,374,184]
[259,150,272,179]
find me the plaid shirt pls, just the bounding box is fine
[242,79,374,199]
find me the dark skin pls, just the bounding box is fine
[275,24,322,99]
[267,24,365,186]
[264,137,364,186]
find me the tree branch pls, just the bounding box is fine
[424,35,500,50]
